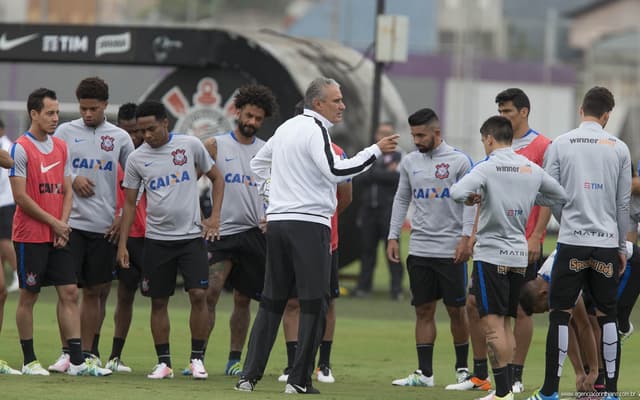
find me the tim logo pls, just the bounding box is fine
[583,181,604,190]
[435,163,449,179]
[505,209,523,217]
[26,272,37,286]
[172,149,187,166]
[100,135,115,152]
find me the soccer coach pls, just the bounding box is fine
[235,77,399,394]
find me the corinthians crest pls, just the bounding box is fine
[435,163,450,179]
[162,77,237,141]
[172,149,187,166]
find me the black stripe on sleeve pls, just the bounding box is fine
[308,116,376,176]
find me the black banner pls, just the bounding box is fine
[0,23,230,67]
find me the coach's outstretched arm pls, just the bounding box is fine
[308,130,399,184]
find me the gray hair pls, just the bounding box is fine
[303,77,340,110]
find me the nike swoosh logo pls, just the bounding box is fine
[144,162,153,167]
[0,33,39,51]
[224,157,234,162]
[293,385,307,393]
[40,161,60,173]
[412,170,422,175]
[74,138,86,143]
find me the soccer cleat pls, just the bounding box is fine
[147,363,174,379]
[278,367,291,382]
[105,357,132,373]
[455,368,471,383]
[391,369,434,387]
[48,352,70,373]
[235,377,256,392]
[284,383,321,394]
[7,272,19,292]
[21,360,50,376]
[0,360,21,375]
[524,388,559,400]
[190,359,208,379]
[619,322,634,345]
[84,353,102,367]
[512,380,524,393]
[445,375,492,390]
[67,360,113,376]
[316,364,335,383]
[225,359,242,376]
[476,391,514,400]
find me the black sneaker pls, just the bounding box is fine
[284,383,320,394]
[235,377,256,392]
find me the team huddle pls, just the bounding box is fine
[0,76,637,399]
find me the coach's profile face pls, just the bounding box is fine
[138,115,169,148]
[314,84,346,124]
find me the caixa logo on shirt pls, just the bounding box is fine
[413,187,450,199]
[72,158,114,171]
[148,171,191,191]
[39,183,63,194]
[225,173,257,187]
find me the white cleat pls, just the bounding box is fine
[391,369,434,387]
[22,361,50,376]
[105,357,132,373]
[48,353,70,373]
[189,359,208,379]
[0,360,21,375]
[147,362,174,379]
[316,365,335,383]
[67,360,113,376]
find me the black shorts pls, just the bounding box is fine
[115,237,144,291]
[0,204,15,239]
[208,228,266,300]
[329,250,340,299]
[472,261,525,318]
[549,244,620,315]
[141,237,209,298]
[69,229,116,287]
[616,248,640,309]
[407,255,467,307]
[15,242,76,292]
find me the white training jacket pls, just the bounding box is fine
[251,109,381,228]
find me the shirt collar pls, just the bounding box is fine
[579,121,604,131]
[303,109,334,130]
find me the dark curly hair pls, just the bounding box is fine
[76,76,109,101]
[234,84,278,117]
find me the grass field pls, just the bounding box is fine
[0,235,638,399]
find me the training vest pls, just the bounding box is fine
[12,134,67,243]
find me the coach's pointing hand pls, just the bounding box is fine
[376,134,400,154]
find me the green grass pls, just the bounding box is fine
[0,234,638,399]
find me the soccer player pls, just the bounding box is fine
[0,120,19,293]
[456,88,553,393]
[387,108,474,388]
[50,77,134,371]
[0,143,18,375]
[526,87,631,400]
[236,77,398,394]
[117,100,224,380]
[450,115,566,400]
[103,103,146,373]
[10,88,111,376]
[198,84,277,376]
